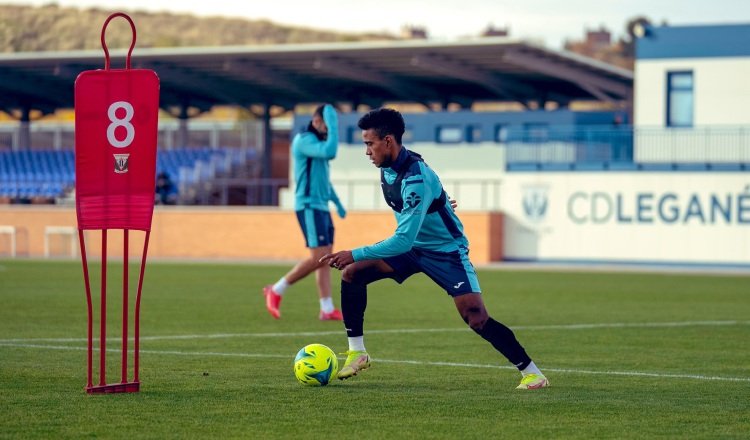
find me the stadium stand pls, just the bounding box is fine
[0,28,747,265]
[0,147,258,204]
[0,150,74,202]
[0,38,633,208]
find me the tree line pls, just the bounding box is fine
[0,3,391,52]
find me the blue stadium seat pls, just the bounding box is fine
[0,182,18,198]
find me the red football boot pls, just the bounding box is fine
[319,309,343,321]
[263,285,282,319]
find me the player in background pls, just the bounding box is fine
[320,107,548,389]
[263,104,346,321]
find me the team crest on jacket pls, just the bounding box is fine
[405,192,421,208]
[113,153,130,174]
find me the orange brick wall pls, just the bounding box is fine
[0,206,503,263]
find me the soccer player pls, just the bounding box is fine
[320,108,548,389]
[263,104,346,321]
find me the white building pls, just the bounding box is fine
[634,23,750,164]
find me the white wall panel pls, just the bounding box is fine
[635,58,750,127]
[502,172,750,264]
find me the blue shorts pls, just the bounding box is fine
[296,208,334,248]
[383,246,481,297]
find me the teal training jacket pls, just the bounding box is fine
[292,104,339,211]
[352,147,469,261]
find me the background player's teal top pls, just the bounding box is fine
[352,147,469,261]
[292,105,339,211]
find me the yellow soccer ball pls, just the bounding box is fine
[293,343,338,386]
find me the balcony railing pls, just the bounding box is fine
[505,125,750,170]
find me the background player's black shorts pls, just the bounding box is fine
[295,208,334,248]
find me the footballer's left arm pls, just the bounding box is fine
[351,175,432,261]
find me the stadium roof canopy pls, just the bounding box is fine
[0,37,633,117]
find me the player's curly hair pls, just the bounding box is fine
[357,108,405,144]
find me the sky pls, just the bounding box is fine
[4,0,750,48]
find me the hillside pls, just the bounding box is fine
[0,3,394,52]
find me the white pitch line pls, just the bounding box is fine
[1,320,747,344]
[373,358,750,382]
[1,342,749,383]
[513,320,750,330]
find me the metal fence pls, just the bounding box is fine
[326,178,504,211]
[0,119,264,151]
[504,125,750,170]
[634,126,750,164]
[2,122,749,207]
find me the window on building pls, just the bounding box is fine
[347,126,359,144]
[666,71,694,127]
[402,126,414,143]
[495,125,508,143]
[436,125,463,143]
[466,125,482,143]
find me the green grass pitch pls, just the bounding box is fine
[1,260,748,439]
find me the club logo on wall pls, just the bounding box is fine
[522,184,549,223]
[113,153,130,173]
